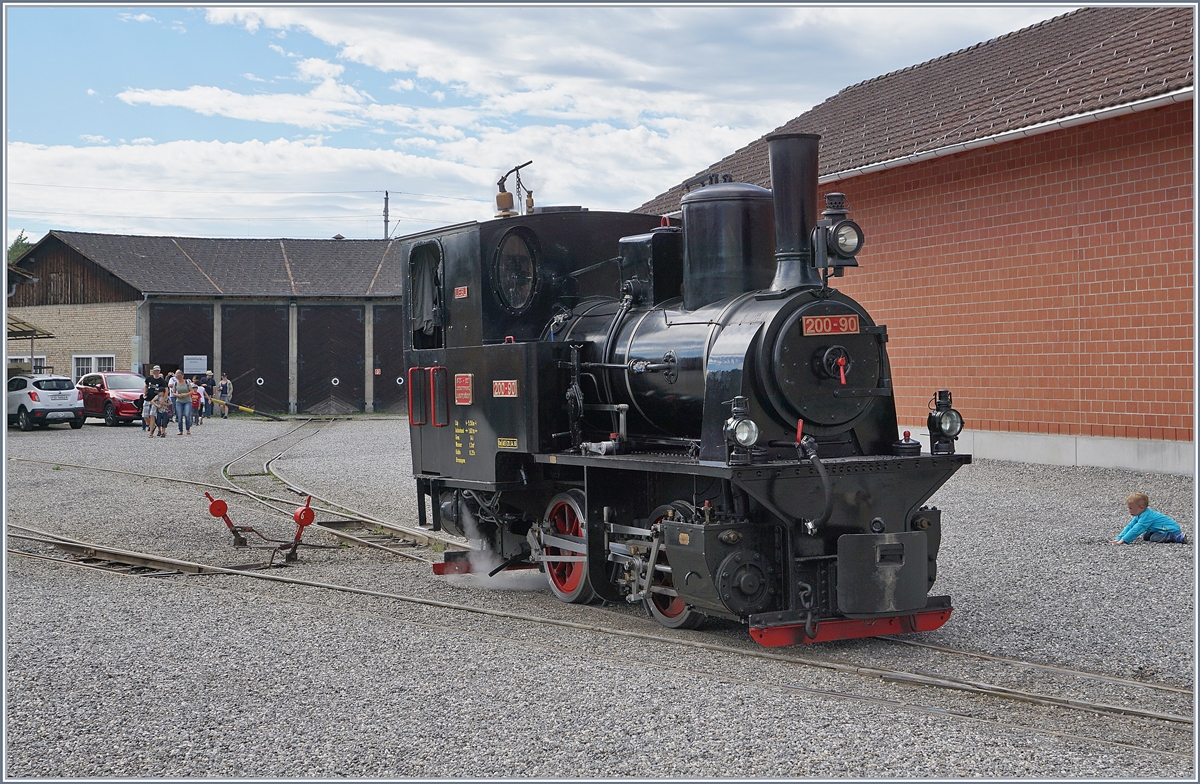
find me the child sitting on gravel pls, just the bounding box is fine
[1112,492,1186,544]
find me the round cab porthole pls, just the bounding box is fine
[493,229,540,315]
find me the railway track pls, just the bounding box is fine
[6,526,1191,761]
[9,419,474,560]
[7,426,1192,763]
[220,418,473,555]
[878,635,1194,697]
[215,418,439,562]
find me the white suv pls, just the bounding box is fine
[7,374,85,430]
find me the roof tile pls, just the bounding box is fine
[46,231,403,297]
[637,7,1194,215]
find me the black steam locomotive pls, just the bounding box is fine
[401,133,969,646]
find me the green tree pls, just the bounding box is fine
[7,230,34,264]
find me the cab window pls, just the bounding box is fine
[410,242,444,350]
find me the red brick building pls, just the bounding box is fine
[638,7,1194,473]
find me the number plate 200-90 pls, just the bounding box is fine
[802,314,859,336]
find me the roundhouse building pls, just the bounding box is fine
[7,232,406,414]
[638,7,1195,474]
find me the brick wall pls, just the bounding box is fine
[7,302,139,379]
[828,102,1193,441]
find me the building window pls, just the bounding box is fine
[73,354,116,382]
[8,355,48,373]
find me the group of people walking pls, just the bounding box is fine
[142,366,233,437]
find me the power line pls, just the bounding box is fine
[8,181,491,202]
[8,181,378,195]
[7,208,457,223]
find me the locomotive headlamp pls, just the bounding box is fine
[723,396,760,451]
[927,389,964,455]
[831,220,864,257]
[732,418,760,447]
[933,408,964,438]
[811,193,863,281]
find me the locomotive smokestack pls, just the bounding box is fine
[766,133,822,290]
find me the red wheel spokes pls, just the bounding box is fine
[547,500,584,593]
[652,593,686,618]
[646,506,684,616]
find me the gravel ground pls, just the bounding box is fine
[4,415,1195,778]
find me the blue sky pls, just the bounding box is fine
[5,4,1074,244]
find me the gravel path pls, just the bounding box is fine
[4,416,1195,777]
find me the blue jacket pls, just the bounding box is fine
[1116,508,1181,543]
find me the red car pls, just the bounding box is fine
[77,372,146,426]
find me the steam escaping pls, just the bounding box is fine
[443,499,548,592]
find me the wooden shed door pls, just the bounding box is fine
[372,304,406,413]
[222,305,288,413]
[297,305,365,414]
[149,304,213,375]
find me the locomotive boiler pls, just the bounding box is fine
[401,133,969,646]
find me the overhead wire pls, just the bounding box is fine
[7,209,465,224]
[8,181,491,202]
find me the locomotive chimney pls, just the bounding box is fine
[766,132,822,290]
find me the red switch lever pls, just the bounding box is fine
[205,492,235,532]
[292,496,315,545]
[837,356,847,385]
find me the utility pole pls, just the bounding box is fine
[383,191,389,239]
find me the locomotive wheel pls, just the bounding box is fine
[643,503,705,630]
[542,490,595,604]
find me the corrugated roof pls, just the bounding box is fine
[637,6,1195,215]
[40,231,402,297]
[7,313,55,340]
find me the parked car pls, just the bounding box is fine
[7,374,85,430]
[77,372,146,426]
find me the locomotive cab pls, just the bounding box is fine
[400,135,970,647]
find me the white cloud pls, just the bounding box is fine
[131,137,155,145]
[117,84,371,131]
[79,134,109,144]
[86,89,96,96]
[296,57,344,82]
[190,5,1069,204]
[6,139,494,239]
[394,137,438,149]
[12,6,1075,241]
[118,12,156,23]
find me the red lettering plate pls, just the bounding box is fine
[454,374,473,405]
[802,314,860,336]
[492,380,518,398]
